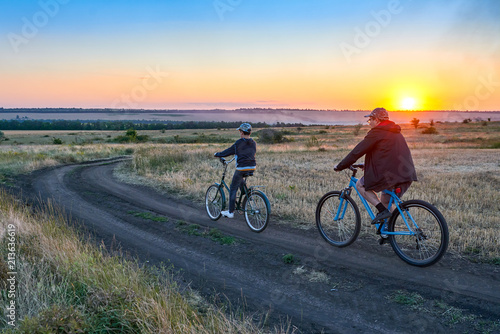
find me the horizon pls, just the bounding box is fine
[1,1,499,111]
[1,107,500,113]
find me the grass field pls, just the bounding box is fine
[0,120,498,332]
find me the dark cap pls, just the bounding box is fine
[364,107,389,121]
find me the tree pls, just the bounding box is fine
[410,118,420,129]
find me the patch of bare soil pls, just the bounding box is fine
[11,158,500,333]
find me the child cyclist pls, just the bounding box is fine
[214,123,256,218]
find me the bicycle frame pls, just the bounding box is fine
[216,158,251,212]
[339,174,419,237]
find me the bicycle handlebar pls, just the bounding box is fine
[219,157,235,164]
[350,164,364,171]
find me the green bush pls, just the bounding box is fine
[52,137,63,145]
[256,129,287,144]
[112,128,149,143]
[421,126,438,134]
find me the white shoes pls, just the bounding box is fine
[221,210,234,218]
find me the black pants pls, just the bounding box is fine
[229,170,247,213]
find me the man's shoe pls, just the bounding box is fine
[378,235,389,245]
[221,210,234,218]
[371,209,391,224]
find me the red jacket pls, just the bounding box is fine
[337,121,417,191]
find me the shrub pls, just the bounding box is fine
[256,129,287,144]
[52,137,63,145]
[305,136,319,148]
[421,126,438,134]
[113,128,149,143]
[410,118,420,129]
[353,123,363,136]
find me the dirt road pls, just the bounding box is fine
[15,158,500,333]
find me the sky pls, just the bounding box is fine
[1,0,499,111]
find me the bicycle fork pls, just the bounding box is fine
[334,188,352,221]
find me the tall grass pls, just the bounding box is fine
[0,190,271,333]
[120,132,500,262]
[0,144,134,182]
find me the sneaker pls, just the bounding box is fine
[371,209,391,224]
[221,210,234,219]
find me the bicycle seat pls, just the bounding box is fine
[241,171,254,177]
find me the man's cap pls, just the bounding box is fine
[237,123,252,132]
[364,107,389,121]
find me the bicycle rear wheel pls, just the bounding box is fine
[388,200,449,267]
[205,184,224,220]
[244,190,270,232]
[316,191,361,247]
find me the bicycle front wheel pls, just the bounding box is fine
[316,191,361,247]
[388,200,449,267]
[244,190,270,232]
[205,184,224,220]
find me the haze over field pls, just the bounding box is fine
[1,1,499,112]
[1,109,500,126]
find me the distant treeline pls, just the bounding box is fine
[0,119,306,131]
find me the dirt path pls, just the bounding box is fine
[14,158,500,333]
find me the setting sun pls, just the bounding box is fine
[401,97,417,110]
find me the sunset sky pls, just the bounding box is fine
[1,0,499,111]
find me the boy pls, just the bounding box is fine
[214,123,257,218]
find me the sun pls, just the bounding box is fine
[400,97,417,110]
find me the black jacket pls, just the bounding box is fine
[215,138,257,171]
[336,121,417,191]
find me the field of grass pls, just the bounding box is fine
[0,121,498,331]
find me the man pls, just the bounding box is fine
[334,107,417,225]
[214,123,256,218]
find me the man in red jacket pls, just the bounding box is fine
[334,108,417,224]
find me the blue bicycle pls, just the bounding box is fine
[316,164,449,267]
[205,157,271,232]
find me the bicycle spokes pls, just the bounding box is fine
[389,200,448,266]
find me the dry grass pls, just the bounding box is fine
[0,191,279,333]
[0,144,134,183]
[118,122,500,262]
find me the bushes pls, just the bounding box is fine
[52,137,63,145]
[421,126,438,134]
[113,128,150,143]
[256,129,288,144]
